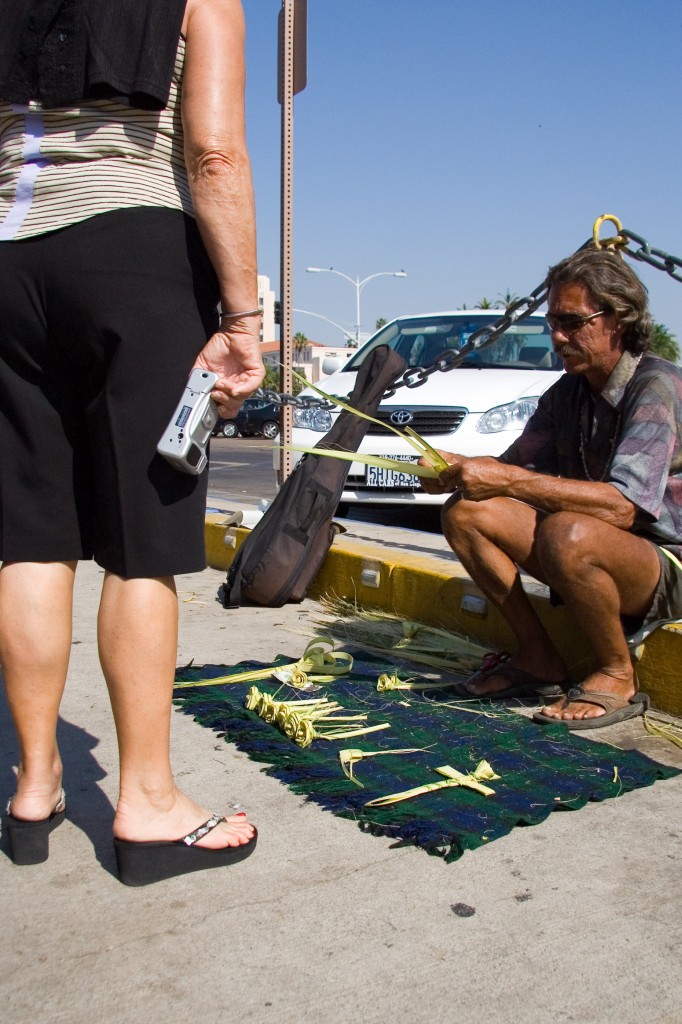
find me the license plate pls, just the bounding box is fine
[365,456,419,488]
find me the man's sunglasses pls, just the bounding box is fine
[545,310,607,334]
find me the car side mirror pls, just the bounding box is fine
[321,356,343,375]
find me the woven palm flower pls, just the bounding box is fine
[244,686,389,749]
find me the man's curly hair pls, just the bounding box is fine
[545,248,653,353]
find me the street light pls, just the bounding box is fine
[293,308,355,345]
[306,266,407,345]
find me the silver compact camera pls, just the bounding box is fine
[157,369,220,475]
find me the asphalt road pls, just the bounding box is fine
[207,436,278,509]
[207,436,443,532]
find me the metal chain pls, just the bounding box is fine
[256,228,682,410]
[618,229,682,283]
[257,388,336,410]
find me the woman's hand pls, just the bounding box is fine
[194,324,265,418]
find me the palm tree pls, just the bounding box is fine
[293,331,309,355]
[375,317,387,330]
[650,323,680,363]
[263,365,279,392]
[477,297,496,309]
[497,289,520,310]
[292,367,308,395]
[292,331,310,370]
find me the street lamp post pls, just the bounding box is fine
[294,308,355,345]
[306,267,406,345]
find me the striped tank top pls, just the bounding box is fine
[0,36,192,241]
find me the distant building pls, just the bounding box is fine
[258,275,276,344]
[259,340,351,382]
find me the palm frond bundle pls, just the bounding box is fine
[174,638,351,691]
[314,599,496,677]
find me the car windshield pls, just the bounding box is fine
[343,315,560,371]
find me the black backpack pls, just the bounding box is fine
[217,344,407,608]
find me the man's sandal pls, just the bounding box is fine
[453,652,570,702]
[532,685,650,730]
[114,814,258,886]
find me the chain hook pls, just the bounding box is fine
[592,213,627,254]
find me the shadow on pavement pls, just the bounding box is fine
[0,681,117,875]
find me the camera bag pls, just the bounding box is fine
[217,343,407,608]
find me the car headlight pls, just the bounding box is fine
[293,406,333,432]
[476,397,539,434]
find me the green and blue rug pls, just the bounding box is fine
[174,656,679,862]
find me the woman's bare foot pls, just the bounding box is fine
[538,669,636,722]
[113,788,256,848]
[8,762,64,821]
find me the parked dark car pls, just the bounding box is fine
[212,398,280,439]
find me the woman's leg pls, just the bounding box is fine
[98,572,254,847]
[0,560,75,819]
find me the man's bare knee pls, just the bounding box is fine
[442,497,527,556]
[441,492,463,528]
[441,494,491,534]
[536,512,603,579]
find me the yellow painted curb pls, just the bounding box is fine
[205,517,682,717]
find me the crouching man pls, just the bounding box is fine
[421,249,682,729]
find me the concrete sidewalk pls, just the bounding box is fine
[2,537,682,1024]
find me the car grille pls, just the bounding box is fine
[366,407,467,435]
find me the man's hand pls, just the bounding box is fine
[454,456,515,500]
[418,450,465,494]
[194,327,265,418]
[418,451,510,499]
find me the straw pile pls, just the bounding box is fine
[313,598,496,677]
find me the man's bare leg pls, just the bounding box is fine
[442,496,568,694]
[98,573,254,848]
[534,512,660,722]
[0,561,75,820]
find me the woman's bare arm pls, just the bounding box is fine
[181,0,264,413]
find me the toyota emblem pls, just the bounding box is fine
[389,409,414,426]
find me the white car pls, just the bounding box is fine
[289,309,562,508]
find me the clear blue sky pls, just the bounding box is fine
[243,1,682,351]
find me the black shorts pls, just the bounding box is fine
[0,208,219,577]
[640,544,682,627]
[622,543,682,646]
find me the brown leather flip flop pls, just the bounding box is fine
[532,685,650,730]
